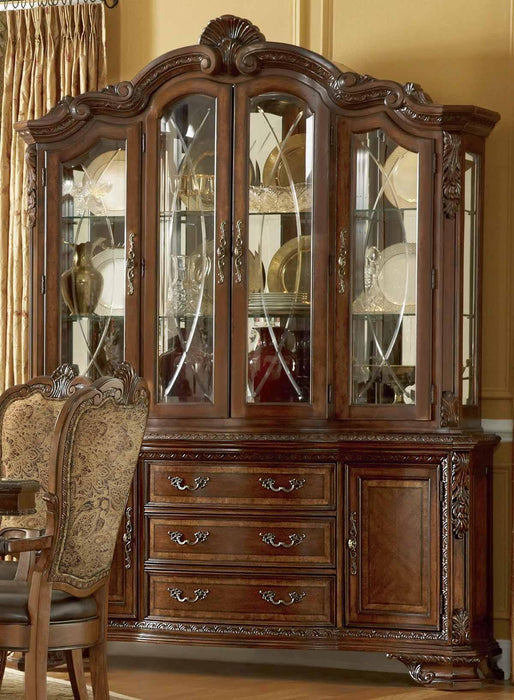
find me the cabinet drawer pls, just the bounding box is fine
[147,462,335,509]
[148,517,335,566]
[148,573,335,625]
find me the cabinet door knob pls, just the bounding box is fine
[258,477,305,493]
[348,510,358,576]
[127,232,136,296]
[259,590,306,606]
[216,220,228,284]
[168,530,210,546]
[168,588,209,603]
[168,476,210,491]
[233,219,244,284]
[260,532,306,548]
[337,228,347,294]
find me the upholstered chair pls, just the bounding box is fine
[0,363,149,700]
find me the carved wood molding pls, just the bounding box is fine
[450,453,470,539]
[25,143,37,234]
[16,15,499,145]
[47,363,79,398]
[442,132,462,218]
[451,608,471,645]
[440,391,460,428]
[144,431,458,444]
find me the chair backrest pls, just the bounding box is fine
[0,364,90,530]
[47,363,148,593]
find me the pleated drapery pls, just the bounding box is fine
[0,5,107,390]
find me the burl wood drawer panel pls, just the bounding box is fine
[147,573,335,625]
[146,462,335,509]
[148,517,335,566]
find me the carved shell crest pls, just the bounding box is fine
[199,15,265,74]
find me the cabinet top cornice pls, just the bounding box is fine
[15,14,500,144]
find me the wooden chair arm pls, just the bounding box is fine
[0,527,41,539]
[0,534,52,556]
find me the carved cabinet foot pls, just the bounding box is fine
[388,654,484,690]
[479,654,504,681]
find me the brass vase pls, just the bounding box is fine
[61,242,104,315]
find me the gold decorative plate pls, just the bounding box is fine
[267,235,311,294]
[262,133,306,187]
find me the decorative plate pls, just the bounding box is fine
[383,146,418,209]
[262,133,306,187]
[88,149,126,215]
[267,235,311,294]
[92,248,126,315]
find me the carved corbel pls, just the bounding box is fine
[450,453,470,539]
[442,132,461,218]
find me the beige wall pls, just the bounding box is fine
[105,0,514,639]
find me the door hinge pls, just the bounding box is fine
[431,268,437,290]
[327,384,333,404]
[40,273,46,295]
[141,132,146,153]
[41,167,47,187]
[431,384,436,405]
[141,258,146,278]
[433,153,438,174]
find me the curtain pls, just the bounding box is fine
[0,4,107,391]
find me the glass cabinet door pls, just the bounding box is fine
[57,130,139,377]
[231,86,329,418]
[150,87,231,417]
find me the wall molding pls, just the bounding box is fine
[481,419,513,442]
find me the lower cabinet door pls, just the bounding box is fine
[345,462,441,630]
[109,486,137,618]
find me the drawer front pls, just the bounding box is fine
[148,517,335,566]
[147,462,335,509]
[147,573,335,625]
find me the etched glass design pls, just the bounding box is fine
[246,93,314,404]
[60,139,127,377]
[462,153,479,405]
[157,95,216,404]
[351,130,419,405]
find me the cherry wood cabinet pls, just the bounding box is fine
[17,15,501,690]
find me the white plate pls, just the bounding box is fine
[377,243,417,307]
[88,149,126,215]
[383,147,418,209]
[92,248,126,315]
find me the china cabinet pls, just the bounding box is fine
[16,15,501,689]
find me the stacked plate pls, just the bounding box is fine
[248,292,310,316]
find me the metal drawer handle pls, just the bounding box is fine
[168,588,209,604]
[348,511,358,576]
[259,590,306,606]
[337,228,347,294]
[168,476,210,491]
[258,477,305,493]
[168,530,210,546]
[260,532,306,548]
[127,232,136,295]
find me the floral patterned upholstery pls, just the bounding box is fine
[50,391,148,590]
[0,392,67,530]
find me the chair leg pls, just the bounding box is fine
[24,573,51,700]
[0,650,7,687]
[65,649,89,700]
[89,583,109,700]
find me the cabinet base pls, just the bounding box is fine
[389,652,502,690]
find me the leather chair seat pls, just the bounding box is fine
[0,561,18,580]
[0,581,97,623]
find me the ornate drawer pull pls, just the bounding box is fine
[258,477,305,493]
[216,220,228,284]
[168,588,209,604]
[260,532,306,548]
[337,228,347,294]
[168,476,210,491]
[259,590,306,606]
[233,219,244,284]
[168,530,210,546]
[127,232,136,295]
[348,510,358,576]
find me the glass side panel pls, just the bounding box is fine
[351,130,419,405]
[462,152,480,405]
[60,139,126,377]
[157,95,216,404]
[246,93,314,404]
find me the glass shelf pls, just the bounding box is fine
[62,215,126,222]
[63,313,125,321]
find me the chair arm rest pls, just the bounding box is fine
[0,527,42,539]
[0,534,52,556]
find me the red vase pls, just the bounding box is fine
[248,327,300,403]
